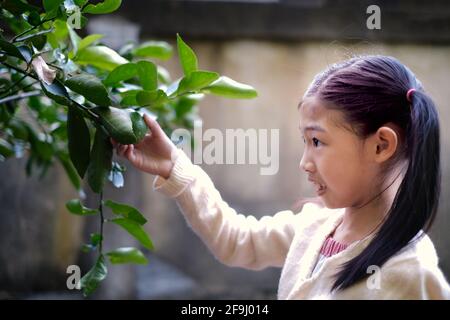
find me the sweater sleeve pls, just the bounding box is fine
[152,148,300,270]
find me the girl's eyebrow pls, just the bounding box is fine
[299,125,326,133]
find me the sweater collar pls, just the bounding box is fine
[288,208,377,298]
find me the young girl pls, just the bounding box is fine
[113,55,450,299]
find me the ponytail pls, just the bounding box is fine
[331,88,441,291]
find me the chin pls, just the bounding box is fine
[320,196,345,210]
[323,203,341,210]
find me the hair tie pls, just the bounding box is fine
[406,88,416,103]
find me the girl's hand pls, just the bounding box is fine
[112,114,178,179]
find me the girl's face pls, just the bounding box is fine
[298,96,380,209]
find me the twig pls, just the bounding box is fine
[14,28,54,43]
[11,18,55,42]
[6,81,39,98]
[1,61,100,122]
[99,191,104,254]
[46,62,64,72]
[0,74,27,95]
[0,90,40,105]
[0,61,39,81]
[71,99,100,122]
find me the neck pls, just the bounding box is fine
[334,165,406,245]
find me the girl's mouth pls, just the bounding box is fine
[308,176,326,195]
[313,182,327,195]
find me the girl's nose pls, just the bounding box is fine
[300,154,315,173]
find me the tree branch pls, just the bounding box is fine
[0,74,27,95]
[0,90,41,105]
[11,18,56,42]
[99,191,104,254]
[15,28,55,43]
[0,61,100,122]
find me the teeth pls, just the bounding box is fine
[314,183,325,192]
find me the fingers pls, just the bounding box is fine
[125,144,135,161]
[115,143,129,157]
[111,136,137,162]
[111,138,125,156]
[143,114,164,138]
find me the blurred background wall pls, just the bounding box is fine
[1,0,449,299]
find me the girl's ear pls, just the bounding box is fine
[373,123,399,163]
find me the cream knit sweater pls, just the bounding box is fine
[152,148,450,300]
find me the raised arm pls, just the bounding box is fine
[113,115,310,270]
[153,147,303,270]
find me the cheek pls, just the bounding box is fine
[318,148,359,184]
[325,161,361,191]
[320,156,367,204]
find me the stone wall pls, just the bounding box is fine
[1,5,449,298]
[144,39,450,296]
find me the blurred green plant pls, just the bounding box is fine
[0,0,257,297]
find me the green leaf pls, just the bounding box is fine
[27,128,53,163]
[31,34,47,51]
[83,0,122,14]
[8,119,30,141]
[176,71,219,96]
[66,199,98,215]
[176,34,198,76]
[65,73,111,106]
[90,233,103,246]
[202,76,258,99]
[137,60,157,91]
[40,79,71,106]
[133,41,173,60]
[42,2,64,21]
[111,218,154,250]
[75,46,129,71]
[80,255,107,297]
[43,0,64,12]
[81,244,95,253]
[136,90,168,108]
[57,151,81,190]
[74,0,88,7]
[87,127,113,193]
[46,20,69,48]
[1,0,40,15]
[174,94,202,119]
[67,25,81,54]
[67,105,91,178]
[82,233,103,252]
[17,45,32,64]
[103,63,138,86]
[27,11,41,26]
[0,39,26,61]
[78,34,104,52]
[0,138,14,159]
[104,200,147,225]
[130,111,147,140]
[94,107,148,144]
[119,89,140,106]
[106,247,148,265]
[0,76,10,89]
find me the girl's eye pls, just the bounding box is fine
[312,137,322,147]
[302,136,322,147]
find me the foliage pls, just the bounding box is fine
[0,0,257,297]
